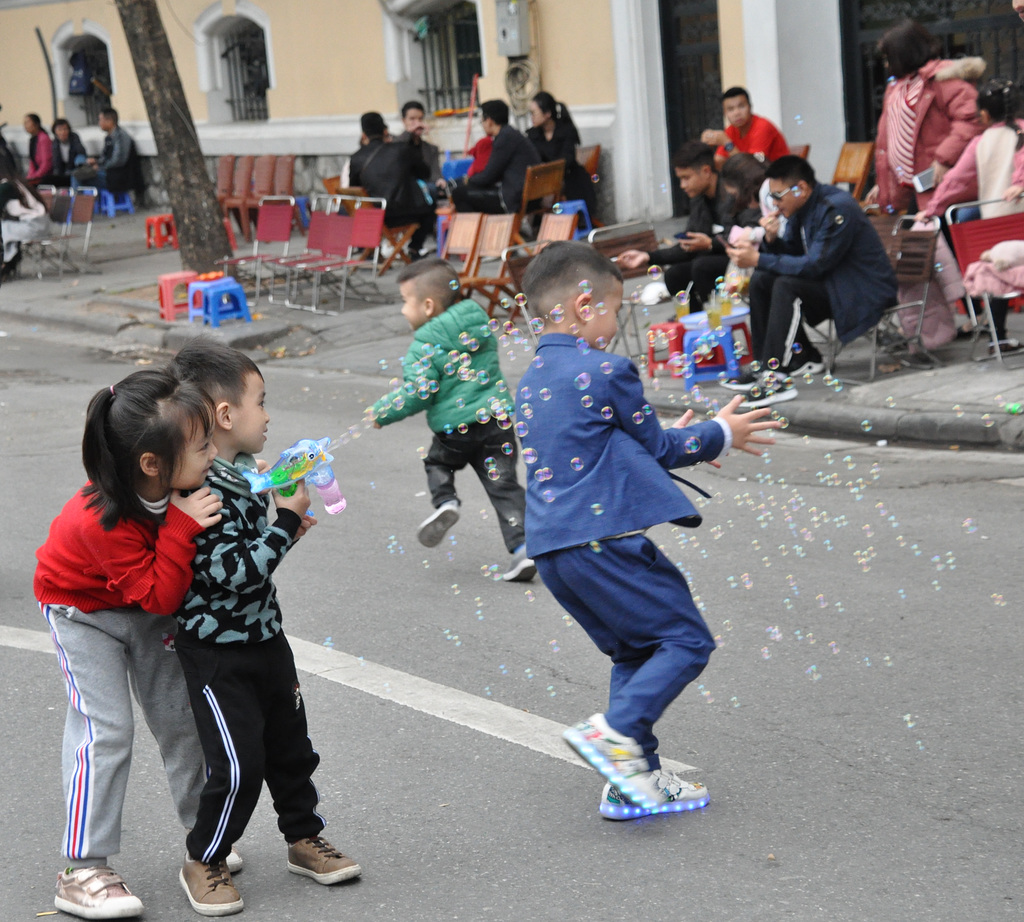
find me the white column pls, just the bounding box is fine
[610,0,673,222]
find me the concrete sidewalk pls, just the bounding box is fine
[2,207,1023,450]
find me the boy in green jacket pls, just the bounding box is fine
[370,258,535,582]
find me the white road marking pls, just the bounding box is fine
[0,626,697,774]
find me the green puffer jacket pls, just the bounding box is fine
[371,299,513,432]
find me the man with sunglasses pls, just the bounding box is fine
[722,155,896,407]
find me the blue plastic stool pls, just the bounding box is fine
[441,156,473,182]
[187,278,251,328]
[96,189,134,218]
[554,199,594,240]
[680,306,752,383]
[294,195,310,229]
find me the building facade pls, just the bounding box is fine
[1,0,1019,220]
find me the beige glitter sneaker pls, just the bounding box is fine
[54,866,144,919]
[179,853,243,916]
[287,836,362,885]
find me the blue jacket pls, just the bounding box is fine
[515,334,725,557]
[757,182,897,343]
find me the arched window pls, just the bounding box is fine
[195,2,274,123]
[52,21,116,129]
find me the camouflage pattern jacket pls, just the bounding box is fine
[175,455,302,644]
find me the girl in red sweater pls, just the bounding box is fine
[34,368,223,921]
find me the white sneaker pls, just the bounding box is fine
[789,359,825,377]
[741,387,798,409]
[225,847,243,874]
[600,772,710,819]
[563,714,655,806]
[502,549,536,582]
[417,500,459,547]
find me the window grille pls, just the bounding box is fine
[221,19,269,122]
[417,1,482,113]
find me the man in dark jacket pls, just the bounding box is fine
[450,99,540,214]
[72,107,144,196]
[616,141,735,309]
[723,155,898,407]
[350,111,435,257]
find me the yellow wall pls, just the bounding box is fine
[0,0,614,128]
[717,0,745,92]
[474,0,617,109]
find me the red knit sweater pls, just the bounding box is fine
[34,487,202,615]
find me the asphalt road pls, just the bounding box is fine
[1,323,1022,921]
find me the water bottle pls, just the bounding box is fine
[307,464,346,514]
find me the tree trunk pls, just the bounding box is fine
[112,0,232,271]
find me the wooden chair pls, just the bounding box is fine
[440,211,485,278]
[322,175,342,196]
[512,159,566,244]
[220,155,254,239]
[832,142,875,201]
[460,214,520,315]
[577,144,600,180]
[588,222,659,279]
[790,144,810,160]
[537,212,578,243]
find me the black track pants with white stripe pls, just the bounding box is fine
[748,270,831,370]
[177,632,325,864]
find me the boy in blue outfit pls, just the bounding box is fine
[370,257,535,582]
[516,241,779,818]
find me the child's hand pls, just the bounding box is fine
[272,480,311,517]
[295,511,317,540]
[715,395,782,456]
[171,486,223,529]
[372,420,381,429]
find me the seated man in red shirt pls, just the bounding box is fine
[701,86,790,169]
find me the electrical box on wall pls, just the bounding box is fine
[496,0,530,57]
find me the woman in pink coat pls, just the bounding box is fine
[866,20,984,215]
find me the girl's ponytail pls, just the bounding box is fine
[82,369,213,530]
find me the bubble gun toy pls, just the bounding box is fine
[242,437,347,514]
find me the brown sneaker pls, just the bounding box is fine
[54,866,144,919]
[287,836,362,885]
[179,853,243,916]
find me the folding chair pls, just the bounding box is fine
[790,144,810,160]
[831,142,875,202]
[587,222,661,359]
[303,207,388,312]
[458,213,519,316]
[378,216,420,275]
[284,212,354,313]
[537,211,579,243]
[67,186,97,258]
[440,211,485,279]
[22,190,75,278]
[264,209,336,304]
[945,199,1024,364]
[512,159,566,244]
[216,195,295,303]
[220,155,254,238]
[271,154,305,232]
[575,144,602,226]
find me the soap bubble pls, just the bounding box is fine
[522,448,538,464]
[860,419,873,432]
[579,278,593,295]
[648,264,664,282]
[570,457,584,471]
[580,395,593,407]
[449,278,460,290]
[590,503,604,515]
[549,304,565,323]
[601,406,614,419]
[574,372,591,390]
[600,361,613,375]
[684,436,701,453]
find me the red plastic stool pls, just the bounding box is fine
[158,270,200,321]
[647,322,686,378]
[146,214,178,249]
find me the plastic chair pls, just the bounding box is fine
[146,213,177,249]
[96,189,134,217]
[679,306,753,383]
[945,200,1024,364]
[442,156,473,182]
[158,270,200,321]
[220,155,254,237]
[187,277,251,327]
[551,199,592,239]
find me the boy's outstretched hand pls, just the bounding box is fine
[715,395,782,455]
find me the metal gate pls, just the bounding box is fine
[659,0,721,215]
[841,0,1024,142]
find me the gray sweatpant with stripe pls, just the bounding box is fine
[41,604,206,866]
